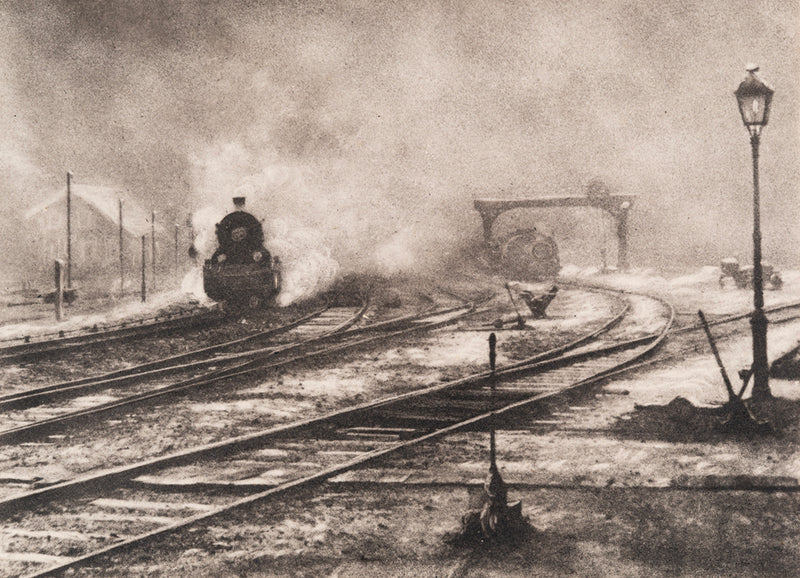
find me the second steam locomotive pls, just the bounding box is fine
[202,197,281,308]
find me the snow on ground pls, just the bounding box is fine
[607,319,800,408]
[0,288,208,341]
[562,264,800,315]
[555,264,800,406]
[380,331,496,369]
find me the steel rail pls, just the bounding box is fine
[0,306,331,409]
[0,299,449,413]
[670,298,800,334]
[0,303,217,345]
[0,306,224,362]
[0,302,479,444]
[0,299,461,418]
[0,290,661,506]
[562,279,800,334]
[9,291,675,577]
[593,300,800,381]
[0,302,370,443]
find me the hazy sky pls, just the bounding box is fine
[2,0,798,274]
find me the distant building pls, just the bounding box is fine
[24,185,161,290]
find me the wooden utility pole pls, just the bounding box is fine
[66,172,72,287]
[141,235,147,302]
[189,217,197,264]
[54,259,65,321]
[174,223,179,280]
[151,210,156,292]
[119,199,124,297]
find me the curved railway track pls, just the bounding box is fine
[0,303,358,406]
[0,286,674,577]
[0,296,510,455]
[606,297,800,377]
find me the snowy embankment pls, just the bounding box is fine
[560,264,800,407]
[0,289,208,342]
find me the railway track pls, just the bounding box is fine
[0,299,409,442]
[0,304,223,363]
[0,298,493,449]
[0,288,673,577]
[606,297,800,377]
[0,304,348,414]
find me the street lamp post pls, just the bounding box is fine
[735,64,774,401]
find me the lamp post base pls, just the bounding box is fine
[720,397,771,434]
[750,308,771,401]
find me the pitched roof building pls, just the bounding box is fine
[25,184,162,289]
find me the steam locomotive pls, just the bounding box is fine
[473,200,561,281]
[202,197,281,308]
[491,228,561,280]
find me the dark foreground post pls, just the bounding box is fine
[151,210,156,292]
[488,332,497,375]
[141,236,147,303]
[119,199,124,298]
[457,334,524,542]
[66,172,72,288]
[54,259,65,321]
[174,223,179,281]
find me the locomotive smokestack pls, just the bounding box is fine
[233,197,246,211]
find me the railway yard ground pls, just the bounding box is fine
[3,265,800,576]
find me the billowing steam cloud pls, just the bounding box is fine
[267,219,339,306]
[188,144,341,304]
[2,0,799,286]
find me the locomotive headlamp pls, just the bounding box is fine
[232,227,247,242]
[217,253,227,263]
[735,64,774,136]
[253,251,263,262]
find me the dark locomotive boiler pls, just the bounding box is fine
[202,197,281,308]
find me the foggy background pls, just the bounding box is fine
[1,0,798,285]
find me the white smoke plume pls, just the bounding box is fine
[267,218,339,306]
[3,1,797,284]
[177,206,225,302]
[179,267,208,302]
[190,205,226,259]
[371,227,418,276]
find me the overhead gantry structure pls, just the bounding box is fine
[473,194,635,271]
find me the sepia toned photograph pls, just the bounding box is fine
[0,1,798,576]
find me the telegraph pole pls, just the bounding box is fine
[119,199,124,297]
[151,210,156,292]
[66,172,72,287]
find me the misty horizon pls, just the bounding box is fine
[1,0,798,284]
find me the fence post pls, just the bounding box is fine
[119,199,124,298]
[151,210,156,292]
[66,172,72,288]
[54,259,65,321]
[174,223,179,282]
[141,235,147,303]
